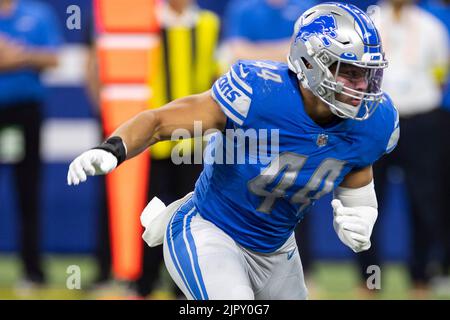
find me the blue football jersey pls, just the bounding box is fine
[193,60,399,253]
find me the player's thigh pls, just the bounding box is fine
[164,204,254,300]
[255,247,308,300]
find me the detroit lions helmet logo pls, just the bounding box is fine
[297,14,337,47]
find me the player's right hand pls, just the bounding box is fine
[67,149,117,186]
[331,199,375,253]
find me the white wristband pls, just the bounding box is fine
[333,180,378,209]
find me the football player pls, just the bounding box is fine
[67,3,399,299]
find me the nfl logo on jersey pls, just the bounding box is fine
[316,134,328,147]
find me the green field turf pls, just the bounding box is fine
[0,254,449,300]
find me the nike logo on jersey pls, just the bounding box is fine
[287,248,297,260]
[239,64,249,78]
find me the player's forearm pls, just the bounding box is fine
[67,109,161,184]
[108,95,201,160]
[110,110,160,160]
[108,92,225,161]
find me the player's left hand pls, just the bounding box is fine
[331,199,377,253]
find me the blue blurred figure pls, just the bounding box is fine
[421,0,450,294]
[221,0,317,64]
[371,0,448,298]
[0,0,62,287]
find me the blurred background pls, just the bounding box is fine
[0,0,449,300]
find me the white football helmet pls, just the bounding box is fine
[287,2,388,120]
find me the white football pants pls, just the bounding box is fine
[162,194,308,300]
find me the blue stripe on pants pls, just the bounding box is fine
[166,200,208,300]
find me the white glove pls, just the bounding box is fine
[67,149,117,185]
[331,199,377,253]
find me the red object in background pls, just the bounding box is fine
[99,86,152,281]
[97,35,160,84]
[94,0,160,33]
[94,0,160,281]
